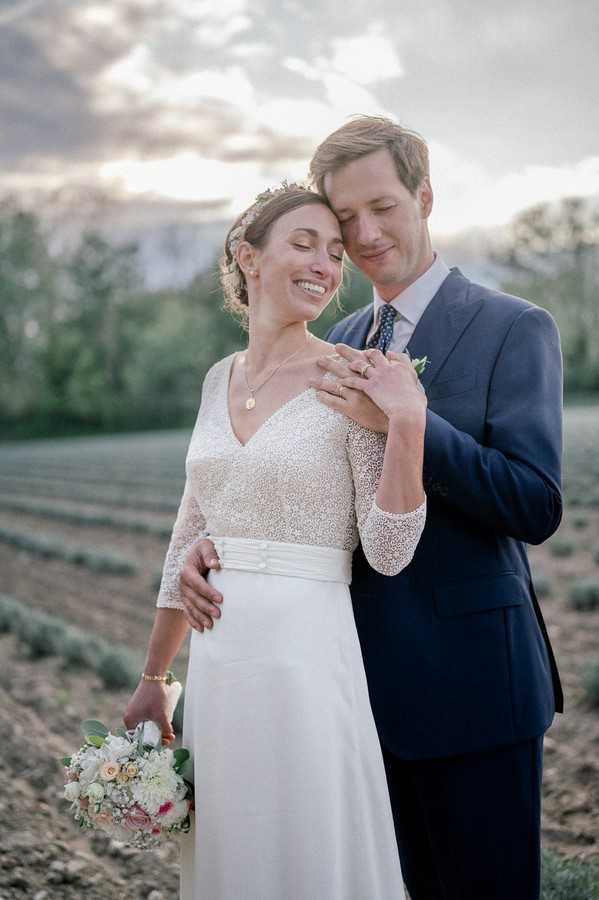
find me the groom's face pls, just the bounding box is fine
[323,148,433,300]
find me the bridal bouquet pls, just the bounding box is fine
[62,718,193,849]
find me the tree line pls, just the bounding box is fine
[0,194,597,439]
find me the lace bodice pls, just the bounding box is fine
[157,354,426,608]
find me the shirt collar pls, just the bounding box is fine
[372,253,450,326]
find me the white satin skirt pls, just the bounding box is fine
[179,536,405,900]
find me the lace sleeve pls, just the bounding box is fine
[155,363,219,609]
[155,479,207,609]
[346,419,426,576]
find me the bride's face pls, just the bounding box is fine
[249,204,344,324]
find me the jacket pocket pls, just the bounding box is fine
[434,572,527,617]
[427,370,476,400]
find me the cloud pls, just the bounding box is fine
[0,0,46,26]
[329,27,404,84]
[430,142,599,235]
[1,0,598,238]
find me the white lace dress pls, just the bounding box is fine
[157,353,426,900]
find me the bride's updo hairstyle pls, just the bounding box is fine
[220,183,331,326]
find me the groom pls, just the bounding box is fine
[179,116,563,899]
[307,116,563,900]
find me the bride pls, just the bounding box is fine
[124,183,427,899]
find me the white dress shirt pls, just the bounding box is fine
[365,253,450,353]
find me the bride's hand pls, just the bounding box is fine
[311,344,426,429]
[123,681,175,745]
[340,347,427,424]
[310,349,388,432]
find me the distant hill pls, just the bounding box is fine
[17,186,515,290]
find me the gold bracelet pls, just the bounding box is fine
[142,670,175,685]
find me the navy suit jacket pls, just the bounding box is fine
[327,268,564,760]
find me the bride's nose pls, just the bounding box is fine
[310,248,331,277]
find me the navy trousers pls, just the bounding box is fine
[382,737,544,900]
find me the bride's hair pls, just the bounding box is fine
[309,115,429,198]
[220,187,331,326]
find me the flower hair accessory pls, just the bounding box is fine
[222,180,312,299]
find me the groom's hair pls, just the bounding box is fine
[309,116,429,198]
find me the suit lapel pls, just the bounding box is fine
[405,268,482,392]
[344,305,374,350]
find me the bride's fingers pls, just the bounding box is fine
[333,343,367,362]
[364,348,388,366]
[316,354,352,379]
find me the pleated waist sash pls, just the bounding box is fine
[212,536,352,585]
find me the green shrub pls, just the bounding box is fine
[0,498,171,537]
[568,579,599,612]
[533,574,553,598]
[571,516,588,530]
[61,629,103,670]
[64,547,137,575]
[15,613,68,659]
[549,538,575,558]
[0,526,137,576]
[0,594,25,633]
[582,661,599,707]
[541,848,599,899]
[96,647,139,690]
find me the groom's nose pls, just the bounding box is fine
[355,212,382,248]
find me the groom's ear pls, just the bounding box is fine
[419,177,434,219]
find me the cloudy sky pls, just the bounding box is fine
[2,0,598,236]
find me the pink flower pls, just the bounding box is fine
[89,808,113,829]
[157,801,173,817]
[123,804,153,831]
[152,826,161,835]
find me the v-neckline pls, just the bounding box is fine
[224,353,314,449]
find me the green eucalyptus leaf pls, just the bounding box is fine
[173,748,189,771]
[86,735,105,748]
[179,758,194,782]
[81,719,109,740]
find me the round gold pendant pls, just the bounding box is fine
[245,397,256,410]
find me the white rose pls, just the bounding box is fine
[86,782,105,803]
[79,758,101,790]
[101,736,132,760]
[64,781,81,801]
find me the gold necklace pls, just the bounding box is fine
[241,338,313,411]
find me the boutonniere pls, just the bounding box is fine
[411,356,429,377]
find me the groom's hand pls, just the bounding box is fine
[309,345,389,433]
[179,539,223,632]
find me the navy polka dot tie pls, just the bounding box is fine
[366,304,398,355]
